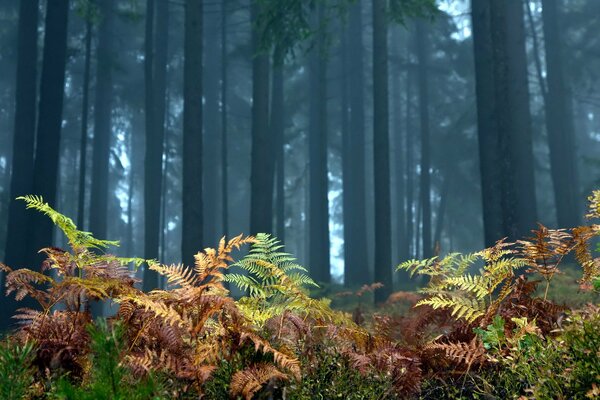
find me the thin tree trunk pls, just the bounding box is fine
[182,0,203,268]
[77,9,93,230]
[344,1,369,286]
[373,0,392,303]
[433,177,450,250]
[415,19,432,259]
[89,0,114,242]
[405,64,415,259]
[308,4,330,284]
[221,0,229,239]
[271,50,285,242]
[541,0,580,227]
[144,0,168,291]
[1,0,39,328]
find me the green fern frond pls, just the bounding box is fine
[445,274,489,299]
[417,295,484,323]
[17,195,118,250]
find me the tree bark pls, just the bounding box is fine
[89,0,114,242]
[1,0,39,328]
[29,0,70,262]
[415,19,432,259]
[541,0,580,227]
[77,9,93,230]
[144,0,169,291]
[343,1,369,286]
[308,4,330,284]
[221,0,229,239]
[182,0,204,268]
[373,0,392,303]
[249,0,273,236]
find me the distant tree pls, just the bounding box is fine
[29,0,70,261]
[373,0,392,303]
[271,49,285,242]
[89,0,114,242]
[221,0,229,239]
[541,0,580,228]
[144,0,169,291]
[249,0,274,236]
[1,0,39,328]
[343,1,369,287]
[415,19,432,259]
[308,4,330,284]
[181,0,204,268]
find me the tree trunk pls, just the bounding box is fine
[415,19,432,259]
[343,1,369,286]
[89,0,114,241]
[221,0,229,239]
[471,0,504,247]
[182,0,203,268]
[144,0,169,291]
[203,3,221,246]
[271,50,285,242]
[308,5,330,284]
[405,64,415,258]
[1,0,39,328]
[29,0,70,263]
[541,0,580,227]
[249,1,273,236]
[77,9,92,230]
[373,0,392,303]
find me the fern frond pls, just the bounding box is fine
[230,363,288,400]
[426,337,485,367]
[17,195,118,250]
[417,295,484,323]
[444,274,488,299]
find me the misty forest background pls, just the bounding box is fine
[0,0,599,327]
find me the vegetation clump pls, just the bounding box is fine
[0,192,599,399]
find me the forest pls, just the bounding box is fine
[0,0,599,399]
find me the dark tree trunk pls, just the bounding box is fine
[77,10,92,230]
[144,0,169,291]
[271,50,285,242]
[89,0,114,241]
[182,0,203,268]
[203,3,221,247]
[343,1,369,286]
[29,0,70,263]
[471,0,504,246]
[405,65,415,258]
[415,20,432,259]
[221,0,229,238]
[1,0,39,328]
[249,1,273,236]
[541,0,580,228]
[308,5,330,284]
[373,0,392,303]
[501,0,537,239]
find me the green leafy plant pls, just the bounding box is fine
[0,339,36,399]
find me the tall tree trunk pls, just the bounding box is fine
[415,20,432,259]
[501,0,537,238]
[541,0,580,227]
[405,64,415,258]
[271,50,285,242]
[144,0,168,291]
[471,0,504,246]
[373,0,392,303]
[249,1,273,236]
[89,0,114,241]
[221,0,229,239]
[343,1,369,286]
[1,0,39,328]
[182,0,203,268]
[77,9,92,230]
[203,3,221,246]
[308,5,330,284]
[29,0,70,262]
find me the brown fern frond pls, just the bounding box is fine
[230,363,288,400]
[5,269,53,306]
[148,262,198,289]
[426,336,485,367]
[240,332,301,380]
[517,224,572,280]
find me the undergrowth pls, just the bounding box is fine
[0,191,598,399]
